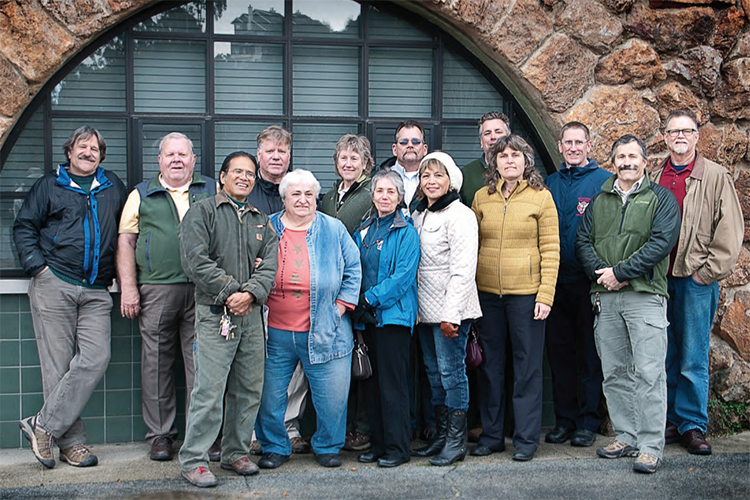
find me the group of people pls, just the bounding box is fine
[12,106,743,487]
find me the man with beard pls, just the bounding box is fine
[649,109,743,455]
[543,122,610,448]
[117,132,215,461]
[576,134,680,474]
[15,126,127,469]
[390,120,428,213]
[459,111,510,208]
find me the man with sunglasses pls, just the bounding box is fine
[117,132,216,462]
[649,109,743,455]
[390,120,428,213]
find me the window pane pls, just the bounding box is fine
[215,43,283,115]
[1,107,45,195]
[293,45,358,117]
[52,38,126,112]
[134,40,206,113]
[369,48,432,118]
[214,0,284,36]
[141,125,202,182]
[0,198,22,270]
[134,1,206,33]
[367,5,431,41]
[292,123,358,189]
[214,122,268,178]
[443,50,504,119]
[292,0,359,38]
[52,119,128,184]
[442,125,480,169]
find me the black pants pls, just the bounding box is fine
[545,280,603,432]
[477,292,545,452]
[363,324,412,460]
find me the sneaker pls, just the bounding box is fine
[633,452,661,473]
[343,431,370,451]
[182,465,218,487]
[19,415,56,469]
[596,440,639,459]
[290,436,311,454]
[60,443,98,467]
[249,440,262,456]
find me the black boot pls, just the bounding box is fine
[429,409,467,466]
[411,405,447,457]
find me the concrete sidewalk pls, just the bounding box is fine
[1,431,749,499]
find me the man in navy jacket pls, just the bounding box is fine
[544,122,610,448]
[14,126,127,469]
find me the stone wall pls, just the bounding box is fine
[0,0,748,424]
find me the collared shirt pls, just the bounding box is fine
[119,175,193,233]
[659,157,695,277]
[612,175,644,205]
[391,162,420,207]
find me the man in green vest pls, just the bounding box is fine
[459,111,510,208]
[117,132,216,461]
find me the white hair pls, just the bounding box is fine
[279,169,321,199]
[159,132,194,156]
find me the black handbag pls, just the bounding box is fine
[352,330,372,380]
[466,323,484,370]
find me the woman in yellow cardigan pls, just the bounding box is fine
[470,134,559,462]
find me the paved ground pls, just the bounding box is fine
[1,431,748,499]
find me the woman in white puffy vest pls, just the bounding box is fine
[410,152,482,467]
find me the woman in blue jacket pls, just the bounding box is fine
[353,169,420,468]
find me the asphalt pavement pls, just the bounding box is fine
[1,431,748,499]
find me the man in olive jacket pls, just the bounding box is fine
[177,151,278,487]
[575,135,680,474]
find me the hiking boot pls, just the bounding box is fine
[291,437,311,454]
[249,440,262,456]
[60,444,98,467]
[182,465,218,487]
[20,415,55,469]
[343,431,371,451]
[220,456,259,476]
[596,440,639,459]
[633,452,661,473]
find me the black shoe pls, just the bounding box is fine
[570,429,596,447]
[665,422,680,445]
[314,453,342,468]
[257,452,289,469]
[470,443,503,456]
[149,436,173,461]
[545,425,574,444]
[411,405,448,457]
[429,409,467,467]
[512,448,534,462]
[208,441,221,462]
[357,451,384,463]
[378,455,409,468]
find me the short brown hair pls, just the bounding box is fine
[394,120,425,143]
[333,134,374,177]
[559,121,590,141]
[257,125,292,148]
[478,111,510,136]
[63,126,106,162]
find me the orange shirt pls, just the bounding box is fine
[267,228,311,331]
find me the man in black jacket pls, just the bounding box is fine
[13,126,127,469]
[247,125,292,214]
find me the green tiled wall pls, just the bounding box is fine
[0,294,188,449]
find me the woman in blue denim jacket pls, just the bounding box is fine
[352,170,420,468]
[255,170,362,470]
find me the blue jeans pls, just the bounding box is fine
[666,277,718,435]
[418,321,470,411]
[255,327,351,455]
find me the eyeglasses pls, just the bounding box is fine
[230,168,256,179]
[397,138,423,146]
[561,140,587,148]
[665,129,697,138]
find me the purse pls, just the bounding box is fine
[465,323,484,370]
[351,329,373,380]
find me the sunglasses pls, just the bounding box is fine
[397,138,423,146]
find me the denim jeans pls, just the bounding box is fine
[255,327,351,455]
[418,321,470,411]
[594,291,668,458]
[666,277,718,435]
[28,269,112,449]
